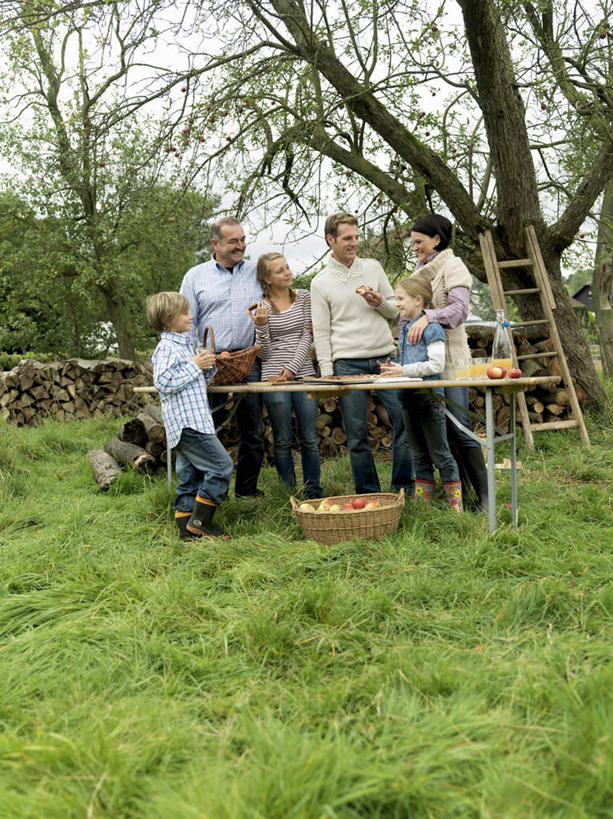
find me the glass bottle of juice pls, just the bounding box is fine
[491,309,513,372]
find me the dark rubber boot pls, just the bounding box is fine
[186,497,230,539]
[461,446,489,511]
[175,511,201,541]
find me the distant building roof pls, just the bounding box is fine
[571,283,593,311]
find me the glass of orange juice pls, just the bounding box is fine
[470,358,490,378]
[453,358,472,380]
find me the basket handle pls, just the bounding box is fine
[202,326,216,354]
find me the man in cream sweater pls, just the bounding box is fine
[311,213,414,495]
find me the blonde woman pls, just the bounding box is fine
[250,253,322,499]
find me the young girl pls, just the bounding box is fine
[249,253,322,499]
[379,278,462,511]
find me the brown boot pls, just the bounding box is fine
[443,481,464,512]
[186,496,230,539]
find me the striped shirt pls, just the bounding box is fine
[180,255,263,352]
[255,289,316,379]
[151,331,216,449]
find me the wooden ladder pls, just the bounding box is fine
[478,226,590,449]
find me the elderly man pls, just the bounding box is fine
[180,217,265,498]
[310,212,414,495]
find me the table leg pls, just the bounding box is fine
[167,440,172,492]
[485,388,497,532]
[510,395,518,528]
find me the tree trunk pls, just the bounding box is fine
[101,284,137,360]
[594,179,613,378]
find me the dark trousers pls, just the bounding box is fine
[401,392,459,483]
[209,359,265,496]
[333,357,414,495]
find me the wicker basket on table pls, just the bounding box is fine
[202,326,260,386]
[290,490,405,546]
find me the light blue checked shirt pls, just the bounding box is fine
[151,331,216,449]
[180,254,263,352]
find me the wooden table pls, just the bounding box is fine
[135,375,561,533]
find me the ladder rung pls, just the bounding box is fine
[503,288,540,295]
[516,352,557,361]
[530,420,579,432]
[511,319,551,327]
[497,258,534,268]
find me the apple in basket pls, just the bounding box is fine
[298,502,315,512]
[340,502,355,511]
[351,497,367,509]
[318,499,332,512]
[218,351,231,359]
[328,503,342,512]
[364,499,380,509]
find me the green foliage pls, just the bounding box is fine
[0,389,612,815]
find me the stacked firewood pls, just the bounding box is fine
[87,404,169,489]
[0,358,153,425]
[465,325,587,432]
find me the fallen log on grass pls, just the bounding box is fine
[103,438,155,471]
[87,449,121,490]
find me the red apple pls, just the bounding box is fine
[98,161,105,167]
[340,502,354,511]
[351,497,367,509]
[487,366,505,379]
[181,86,187,92]
[508,367,522,378]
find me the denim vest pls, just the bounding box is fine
[398,315,446,383]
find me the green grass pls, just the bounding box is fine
[0,387,612,818]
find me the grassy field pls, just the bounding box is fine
[0,384,612,818]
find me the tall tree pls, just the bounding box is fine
[0,1,214,358]
[181,0,612,404]
[593,178,613,376]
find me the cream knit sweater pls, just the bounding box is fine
[311,256,398,377]
[412,249,472,377]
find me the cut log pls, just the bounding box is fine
[118,417,147,445]
[103,438,155,471]
[136,410,165,443]
[88,449,121,490]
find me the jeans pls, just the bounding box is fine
[209,359,265,496]
[174,427,235,511]
[263,391,322,498]
[401,392,459,482]
[333,357,414,495]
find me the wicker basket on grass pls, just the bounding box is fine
[290,490,405,546]
[203,326,260,386]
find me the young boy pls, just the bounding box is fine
[146,292,234,540]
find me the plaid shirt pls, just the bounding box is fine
[180,255,263,352]
[151,332,216,449]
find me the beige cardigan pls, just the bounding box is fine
[412,249,472,377]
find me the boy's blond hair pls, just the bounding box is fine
[395,277,433,308]
[146,292,190,333]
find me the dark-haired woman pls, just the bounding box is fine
[406,214,489,510]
